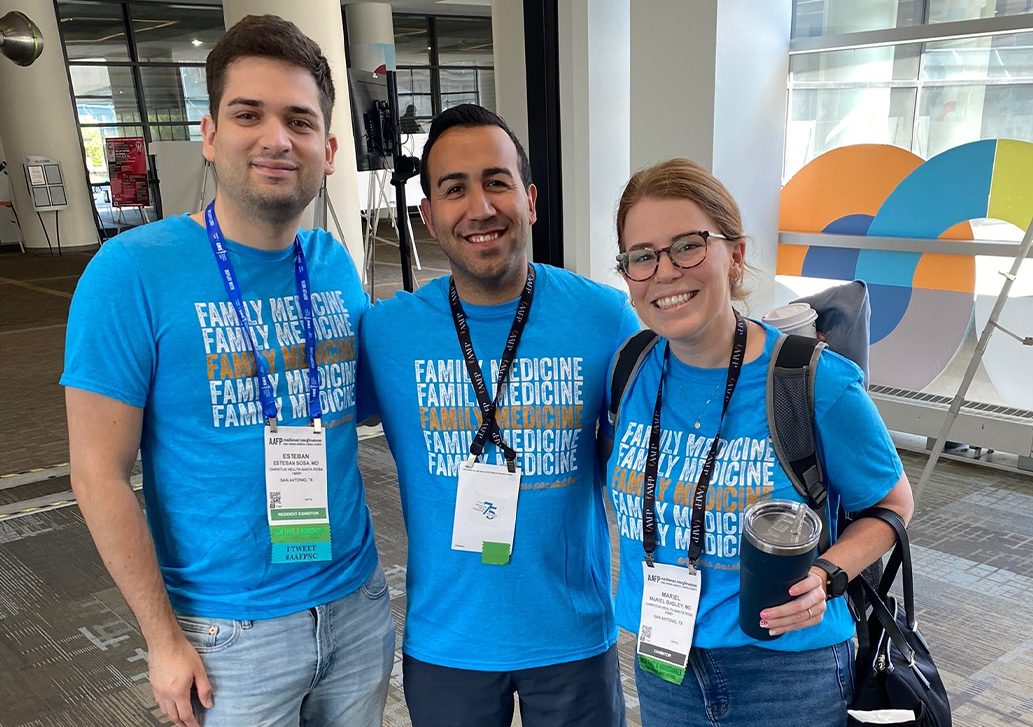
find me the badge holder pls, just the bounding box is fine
[637,557,702,685]
[452,452,521,565]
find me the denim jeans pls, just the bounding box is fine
[175,565,395,727]
[635,641,855,727]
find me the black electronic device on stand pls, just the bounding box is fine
[348,69,421,293]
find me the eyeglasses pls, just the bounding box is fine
[616,231,735,282]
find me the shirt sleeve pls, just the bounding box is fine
[599,297,642,441]
[61,241,155,408]
[813,353,904,512]
[355,304,380,423]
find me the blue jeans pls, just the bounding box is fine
[175,565,395,727]
[635,641,854,727]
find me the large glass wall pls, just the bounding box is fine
[392,13,494,133]
[56,0,223,228]
[786,0,1033,182]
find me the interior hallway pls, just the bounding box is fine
[1,230,1032,726]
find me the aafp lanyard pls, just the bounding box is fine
[204,202,322,429]
[642,312,747,568]
[448,264,535,472]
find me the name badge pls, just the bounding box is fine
[637,561,702,685]
[451,461,521,565]
[265,424,332,564]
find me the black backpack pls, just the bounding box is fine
[601,329,836,551]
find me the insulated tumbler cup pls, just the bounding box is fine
[739,499,822,641]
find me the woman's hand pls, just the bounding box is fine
[758,568,828,637]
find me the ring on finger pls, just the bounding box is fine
[806,607,813,619]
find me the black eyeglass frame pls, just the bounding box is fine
[615,230,737,282]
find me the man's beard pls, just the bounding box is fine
[239,183,312,225]
[217,162,320,225]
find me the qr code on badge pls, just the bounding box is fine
[269,492,282,509]
[640,625,652,640]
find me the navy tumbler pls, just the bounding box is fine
[739,499,823,641]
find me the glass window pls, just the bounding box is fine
[793,0,923,38]
[440,68,479,109]
[922,32,1033,80]
[397,68,432,94]
[785,87,916,180]
[149,124,193,142]
[71,64,141,124]
[790,45,921,83]
[128,3,223,63]
[927,0,1033,24]
[394,16,431,66]
[180,67,210,123]
[915,82,1033,156]
[477,69,496,112]
[436,17,494,67]
[398,94,433,119]
[57,0,131,61]
[139,66,207,125]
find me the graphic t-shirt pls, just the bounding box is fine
[359,264,640,670]
[605,322,903,651]
[62,215,378,619]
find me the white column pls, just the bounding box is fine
[490,0,533,260]
[631,0,792,311]
[490,0,530,151]
[559,0,631,287]
[0,0,99,251]
[222,0,365,270]
[345,3,395,73]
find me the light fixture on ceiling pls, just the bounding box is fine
[191,39,203,47]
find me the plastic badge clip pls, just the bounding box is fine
[465,454,477,469]
[312,417,323,434]
[644,552,654,568]
[506,458,516,473]
[267,417,278,433]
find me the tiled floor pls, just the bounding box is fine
[2,225,1032,726]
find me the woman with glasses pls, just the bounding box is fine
[604,159,914,726]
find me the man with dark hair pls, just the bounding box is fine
[63,15,392,727]
[359,104,638,726]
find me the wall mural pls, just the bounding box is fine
[777,140,1033,408]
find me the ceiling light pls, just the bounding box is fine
[191,39,203,46]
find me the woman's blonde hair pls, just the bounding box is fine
[616,158,752,303]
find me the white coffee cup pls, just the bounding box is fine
[762,302,818,337]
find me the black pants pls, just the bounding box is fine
[402,644,627,727]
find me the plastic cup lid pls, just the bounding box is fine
[762,302,818,330]
[743,499,822,555]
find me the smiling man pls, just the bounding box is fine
[62,16,392,727]
[358,105,640,727]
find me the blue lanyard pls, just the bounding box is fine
[204,202,322,428]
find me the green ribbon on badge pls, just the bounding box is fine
[481,541,511,565]
[638,655,686,685]
[269,524,331,543]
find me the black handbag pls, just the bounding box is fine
[846,507,952,727]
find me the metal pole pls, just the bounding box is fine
[386,70,414,293]
[913,214,1033,504]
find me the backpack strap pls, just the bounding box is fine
[598,329,659,465]
[767,334,832,551]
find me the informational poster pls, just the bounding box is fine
[105,137,150,207]
[22,156,69,212]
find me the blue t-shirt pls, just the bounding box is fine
[62,215,379,620]
[605,322,903,651]
[359,264,640,670]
